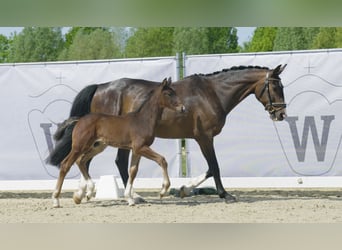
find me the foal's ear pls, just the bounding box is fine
[161,77,172,89]
[167,77,172,86]
[161,77,168,88]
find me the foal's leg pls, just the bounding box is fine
[73,158,95,204]
[124,153,141,206]
[52,151,79,208]
[136,146,170,198]
[74,144,107,204]
[73,174,88,204]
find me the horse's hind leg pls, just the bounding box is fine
[124,153,141,206]
[115,149,130,186]
[179,172,209,198]
[136,146,170,198]
[116,150,145,203]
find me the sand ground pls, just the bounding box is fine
[1,188,342,223]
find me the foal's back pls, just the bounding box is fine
[72,112,140,150]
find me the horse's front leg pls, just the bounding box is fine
[124,153,141,206]
[180,137,236,203]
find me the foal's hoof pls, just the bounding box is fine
[86,193,93,201]
[127,198,135,206]
[52,199,61,208]
[73,193,82,205]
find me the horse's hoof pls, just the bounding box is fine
[133,193,146,204]
[73,193,82,205]
[134,196,146,204]
[224,193,237,203]
[179,186,189,198]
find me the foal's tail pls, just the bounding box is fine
[46,118,78,166]
[46,84,98,167]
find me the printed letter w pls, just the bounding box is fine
[285,116,334,162]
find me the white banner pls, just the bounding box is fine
[185,49,342,178]
[0,57,181,180]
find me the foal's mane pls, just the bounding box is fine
[187,65,270,78]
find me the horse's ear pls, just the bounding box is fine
[272,64,287,76]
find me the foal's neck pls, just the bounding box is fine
[135,89,163,129]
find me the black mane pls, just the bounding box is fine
[187,65,270,78]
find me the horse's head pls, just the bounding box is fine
[255,64,287,121]
[159,77,185,113]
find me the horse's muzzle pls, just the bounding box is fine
[271,109,287,121]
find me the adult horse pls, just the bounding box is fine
[49,65,287,202]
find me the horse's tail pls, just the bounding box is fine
[69,84,98,117]
[46,84,98,167]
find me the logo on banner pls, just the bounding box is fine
[27,82,80,178]
[285,115,334,162]
[274,72,342,176]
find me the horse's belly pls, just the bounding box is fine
[155,123,193,139]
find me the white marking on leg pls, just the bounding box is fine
[74,175,87,201]
[182,173,207,196]
[52,191,61,208]
[86,179,95,201]
[124,183,135,206]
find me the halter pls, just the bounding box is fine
[259,72,287,115]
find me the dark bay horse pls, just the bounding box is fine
[48,64,287,203]
[49,78,185,207]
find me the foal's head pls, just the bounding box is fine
[255,64,287,121]
[159,77,185,113]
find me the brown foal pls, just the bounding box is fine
[52,77,185,207]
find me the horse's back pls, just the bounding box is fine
[91,78,158,115]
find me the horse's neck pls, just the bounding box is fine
[212,72,260,114]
